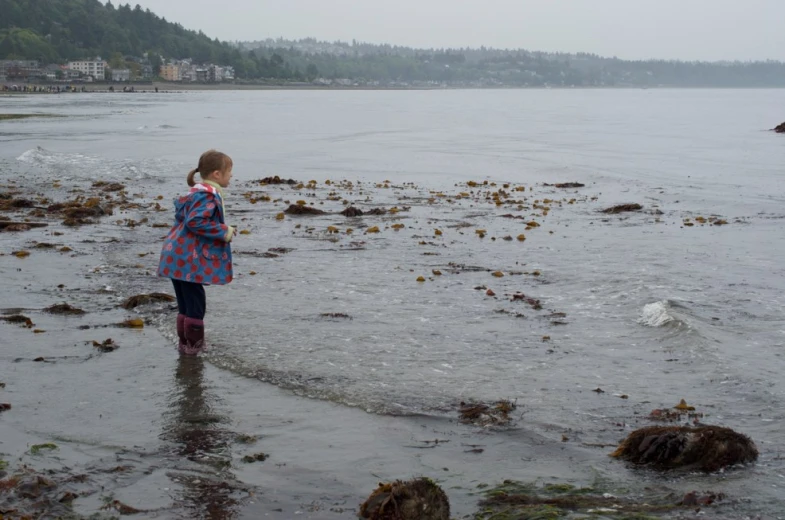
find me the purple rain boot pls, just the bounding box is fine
[176,314,187,353]
[182,317,206,356]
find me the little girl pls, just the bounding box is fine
[158,150,235,355]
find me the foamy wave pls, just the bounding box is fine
[16,146,164,181]
[639,300,675,327]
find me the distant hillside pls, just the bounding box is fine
[240,37,785,88]
[0,0,243,70]
[3,1,785,87]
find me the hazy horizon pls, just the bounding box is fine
[131,0,785,62]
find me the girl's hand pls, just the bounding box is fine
[225,226,236,243]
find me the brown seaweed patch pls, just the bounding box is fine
[510,292,542,310]
[1,314,34,328]
[241,453,268,463]
[61,217,94,227]
[92,181,125,192]
[602,203,643,214]
[610,425,758,472]
[117,318,145,328]
[548,182,585,188]
[359,477,449,520]
[91,338,117,352]
[120,292,175,310]
[255,176,298,185]
[459,400,517,427]
[475,480,727,519]
[0,197,36,210]
[284,204,326,215]
[1,223,31,232]
[44,303,85,315]
[341,206,364,217]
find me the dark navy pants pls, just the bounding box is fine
[171,279,206,320]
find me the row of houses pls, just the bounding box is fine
[1,58,130,82]
[1,57,235,83]
[160,60,234,82]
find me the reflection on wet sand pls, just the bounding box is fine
[162,356,247,519]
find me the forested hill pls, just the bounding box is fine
[2,0,785,87]
[242,38,785,88]
[0,0,242,68]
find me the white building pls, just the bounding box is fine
[67,58,106,80]
[111,69,131,82]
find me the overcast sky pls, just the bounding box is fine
[131,0,784,62]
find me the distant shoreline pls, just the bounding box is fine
[3,82,785,95]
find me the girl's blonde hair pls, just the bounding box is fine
[187,150,233,187]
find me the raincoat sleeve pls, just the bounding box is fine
[184,192,229,239]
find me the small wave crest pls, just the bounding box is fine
[16,146,164,181]
[137,124,177,131]
[639,300,676,327]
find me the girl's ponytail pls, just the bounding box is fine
[187,150,230,187]
[186,168,198,187]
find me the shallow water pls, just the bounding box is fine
[2,89,785,517]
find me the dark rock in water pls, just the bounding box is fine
[44,303,86,315]
[0,403,11,412]
[1,314,34,328]
[257,176,298,185]
[341,206,364,217]
[601,203,643,214]
[359,478,449,520]
[544,182,585,188]
[284,204,325,215]
[320,313,352,319]
[774,122,785,133]
[610,425,758,472]
[0,221,47,231]
[121,292,175,310]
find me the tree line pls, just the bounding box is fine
[2,0,785,86]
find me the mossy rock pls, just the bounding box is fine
[610,425,758,472]
[359,477,449,520]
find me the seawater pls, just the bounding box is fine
[2,88,785,516]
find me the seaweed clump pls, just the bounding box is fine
[284,204,326,215]
[43,303,85,315]
[359,478,449,520]
[256,176,298,185]
[459,400,517,427]
[120,292,175,309]
[475,480,729,519]
[610,425,758,472]
[602,203,643,214]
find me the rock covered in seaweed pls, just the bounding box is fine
[359,478,449,520]
[610,425,758,472]
[283,204,326,215]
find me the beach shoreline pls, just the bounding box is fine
[0,175,593,519]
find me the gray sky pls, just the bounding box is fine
[132,0,785,62]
